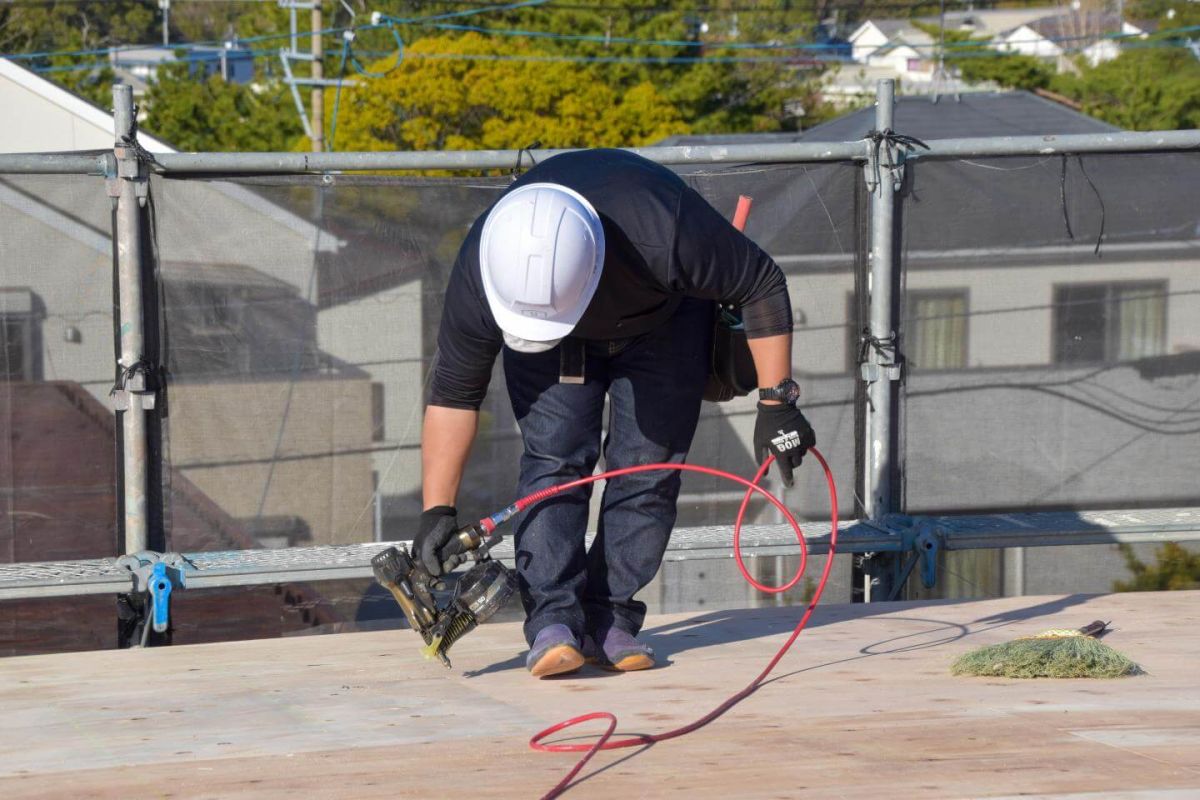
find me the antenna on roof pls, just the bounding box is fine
[930,0,961,104]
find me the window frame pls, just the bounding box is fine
[903,287,971,373]
[1051,279,1168,366]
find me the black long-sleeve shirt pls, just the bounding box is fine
[429,149,792,410]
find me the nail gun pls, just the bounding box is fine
[371,523,517,668]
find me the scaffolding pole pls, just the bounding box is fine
[863,79,898,523]
[112,85,150,556]
[0,129,1198,176]
[860,80,902,602]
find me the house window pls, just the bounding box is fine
[1,289,38,381]
[904,290,968,370]
[1053,282,1166,364]
[371,382,386,443]
[1,317,32,380]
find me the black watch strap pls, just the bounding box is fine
[758,378,800,405]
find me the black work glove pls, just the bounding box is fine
[414,506,460,577]
[753,402,816,488]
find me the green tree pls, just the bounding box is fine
[142,61,303,151]
[325,33,687,152]
[354,0,829,134]
[1054,48,1200,130]
[1127,0,1200,33]
[1114,542,1200,591]
[0,1,156,107]
[956,52,1055,91]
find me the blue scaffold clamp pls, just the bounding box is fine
[148,561,176,633]
[116,551,193,637]
[891,516,945,592]
[914,522,943,589]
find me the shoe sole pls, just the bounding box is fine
[529,644,585,678]
[586,653,656,672]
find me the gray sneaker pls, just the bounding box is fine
[525,623,584,678]
[583,627,655,672]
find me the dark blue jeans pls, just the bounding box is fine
[503,298,712,645]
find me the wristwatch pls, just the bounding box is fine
[758,378,801,405]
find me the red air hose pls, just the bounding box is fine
[472,448,839,799]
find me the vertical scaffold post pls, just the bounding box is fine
[861,79,901,599]
[112,84,150,556]
[864,79,898,521]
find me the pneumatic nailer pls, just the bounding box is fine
[371,523,517,668]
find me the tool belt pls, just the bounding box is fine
[703,303,758,403]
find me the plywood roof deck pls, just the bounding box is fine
[2,590,1198,799]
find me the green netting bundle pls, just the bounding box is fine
[951,627,1142,679]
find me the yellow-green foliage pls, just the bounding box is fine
[326,33,688,152]
[1115,542,1200,592]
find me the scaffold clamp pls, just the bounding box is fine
[116,552,193,634]
[913,521,943,589]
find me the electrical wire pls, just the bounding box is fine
[10,16,1198,71]
[466,449,838,799]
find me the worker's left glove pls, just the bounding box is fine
[753,402,816,488]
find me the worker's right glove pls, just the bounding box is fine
[753,402,816,488]
[415,506,459,577]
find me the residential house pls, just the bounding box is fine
[657,92,1199,598]
[110,44,256,96]
[0,59,375,653]
[840,8,1151,98]
[994,12,1155,69]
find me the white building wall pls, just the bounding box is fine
[1084,39,1122,66]
[151,180,333,294]
[0,181,113,403]
[784,256,1200,376]
[0,59,172,154]
[316,284,427,528]
[850,23,890,63]
[909,258,1200,367]
[997,26,1063,59]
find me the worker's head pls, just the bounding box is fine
[479,183,605,354]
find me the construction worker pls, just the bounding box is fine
[416,149,815,678]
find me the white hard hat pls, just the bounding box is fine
[479,183,605,348]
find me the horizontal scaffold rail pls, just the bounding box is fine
[0,129,1197,176]
[2,507,1198,602]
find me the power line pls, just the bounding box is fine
[14,16,1199,67]
[350,0,1069,14]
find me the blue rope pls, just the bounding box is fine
[350,23,405,77]
[328,36,351,152]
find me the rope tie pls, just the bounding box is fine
[110,359,159,397]
[118,112,160,168]
[865,128,929,194]
[857,329,898,367]
[512,141,541,179]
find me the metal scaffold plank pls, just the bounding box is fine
[3,508,1200,601]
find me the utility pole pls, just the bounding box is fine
[159,0,170,46]
[280,1,342,149]
[311,2,324,153]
